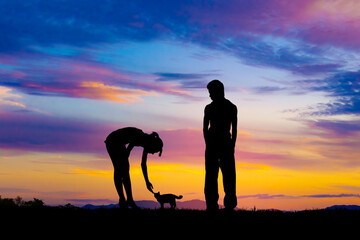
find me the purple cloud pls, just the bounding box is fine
[252,86,289,94]
[0,187,32,193]
[65,198,115,205]
[238,193,360,199]
[292,71,360,116]
[154,72,218,89]
[237,194,288,199]
[304,119,360,139]
[0,112,111,155]
[303,194,360,198]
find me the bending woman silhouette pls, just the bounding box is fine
[105,127,163,209]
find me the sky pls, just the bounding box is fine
[1,0,360,210]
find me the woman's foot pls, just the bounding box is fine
[127,200,139,209]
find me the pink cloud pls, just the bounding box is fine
[186,0,360,49]
[187,0,309,35]
[157,129,300,168]
[295,1,360,49]
[159,129,205,161]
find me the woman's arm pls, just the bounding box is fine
[126,143,134,158]
[141,149,154,193]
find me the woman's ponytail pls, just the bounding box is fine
[150,132,159,138]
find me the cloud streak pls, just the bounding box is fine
[238,193,360,199]
[0,55,200,102]
[154,72,216,89]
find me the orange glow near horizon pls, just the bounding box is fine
[2,151,360,210]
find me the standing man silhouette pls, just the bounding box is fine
[203,80,237,211]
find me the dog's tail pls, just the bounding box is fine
[175,195,183,199]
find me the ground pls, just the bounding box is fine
[2,206,359,237]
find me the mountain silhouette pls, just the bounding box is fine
[325,205,360,210]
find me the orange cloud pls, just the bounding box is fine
[0,86,26,108]
[78,81,157,103]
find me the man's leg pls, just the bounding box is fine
[205,148,220,211]
[220,149,237,209]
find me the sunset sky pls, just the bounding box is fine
[1,0,360,210]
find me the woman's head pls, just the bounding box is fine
[145,132,163,156]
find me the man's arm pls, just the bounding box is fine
[141,149,153,193]
[203,107,210,144]
[231,106,238,148]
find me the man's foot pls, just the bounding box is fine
[206,204,219,213]
[224,195,237,210]
[119,199,128,209]
[223,206,235,214]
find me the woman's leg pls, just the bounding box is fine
[122,161,138,208]
[114,169,126,207]
[106,143,127,208]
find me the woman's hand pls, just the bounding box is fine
[142,149,154,193]
[146,181,154,193]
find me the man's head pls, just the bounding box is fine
[207,79,225,101]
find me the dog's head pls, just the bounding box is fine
[154,192,160,198]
